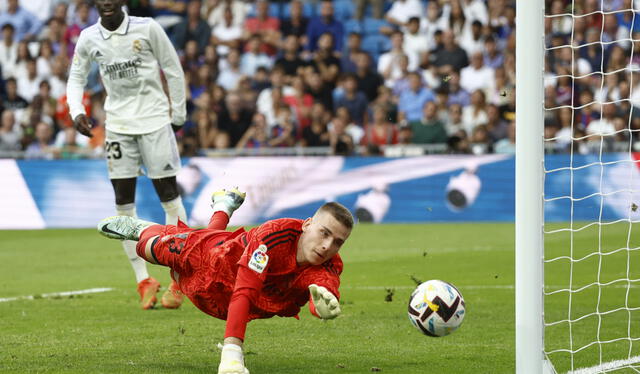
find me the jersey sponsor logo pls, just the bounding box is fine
[102,57,142,81]
[248,244,269,274]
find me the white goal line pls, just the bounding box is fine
[343,284,640,291]
[0,287,114,303]
[569,355,640,374]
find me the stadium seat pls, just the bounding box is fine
[362,17,389,36]
[303,2,315,18]
[343,19,363,35]
[362,34,386,64]
[334,0,355,22]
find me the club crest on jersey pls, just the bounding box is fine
[248,245,269,274]
[132,39,142,53]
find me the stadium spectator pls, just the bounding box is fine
[398,72,435,123]
[432,30,469,75]
[469,124,493,154]
[487,67,512,107]
[494,121,516,154]
[275,35,307,78]
[459,20,486,56]
[217,92,253,147]
[0,23,17,79]
[328,114,354,155]
[586,102,617,136]
[240,35,273,77]
[445,71,469,106]
[0,109,21,152]
[244,0,280,56]
[235,112,270,149]
[460,51,495,94]
[378,31,417,84]
[280,0,309,45]
[354,0,384,20]
[24,121,54,159]
[308,32,341,85]
[64,1,92,58]
[172,0,211,55]
[408,101,448,144]
[41,17,67,57]
[483,36,503,69]
[354,52,384,102]
[384,0,423,30]
[269,105,296,147]
[203,0,247,29]
[334,73,368,126]
[341,32,362,74]
[17,59,42,102]
[126,0,153,18]
[52,126,89,159]
[256,67,294,117]
[66,0,99,28]
[301,102,331,147]
[152,0,187,30]
[283,75,313,129]
[0,0,43,42]
[462,90,489,134]
[445,103,465,136]
[306,0,344,53]
[217,48,243,91]
[485,104,508,143]
[35,39,54,80]
[361,104,398,147]
[306,70,333,111]
[210,6,243,56]
[2,78,28,114]
[403,17,430,69]
[97,193,352,374]
[258,86,285,130]
[335,105,365,145]
[371,85,398,124]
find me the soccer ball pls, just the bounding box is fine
[407,279,466,337]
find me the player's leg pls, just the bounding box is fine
[208,187,247,230]
[141,124,186,308]
[106,130,161,310]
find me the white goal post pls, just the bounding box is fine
[515,0,546,373]
[518,1,640,373]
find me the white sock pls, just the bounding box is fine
[116,203,149,284]
[161,196,187,225]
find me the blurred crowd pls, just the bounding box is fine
[0,0,596,159]
[545,0,640,154]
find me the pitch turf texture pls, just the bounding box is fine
[2,223,640,373]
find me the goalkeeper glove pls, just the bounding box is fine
[218,344,250,374]
[309,284,341,320]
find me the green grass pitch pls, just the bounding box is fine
[1,222,638,373]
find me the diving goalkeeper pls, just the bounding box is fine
[97,188,353,374]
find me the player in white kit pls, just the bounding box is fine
[67,0,187,310]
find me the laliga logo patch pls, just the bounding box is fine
[248,244,269,274]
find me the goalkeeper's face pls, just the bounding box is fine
[298,211,351,266]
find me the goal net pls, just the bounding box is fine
[539,1,640,373]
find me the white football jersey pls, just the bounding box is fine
[67,13,186,135]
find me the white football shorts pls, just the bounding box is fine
[105,124,181,179]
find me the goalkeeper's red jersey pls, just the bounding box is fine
[170,218,343,322]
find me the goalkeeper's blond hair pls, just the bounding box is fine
[316,202,354,230]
